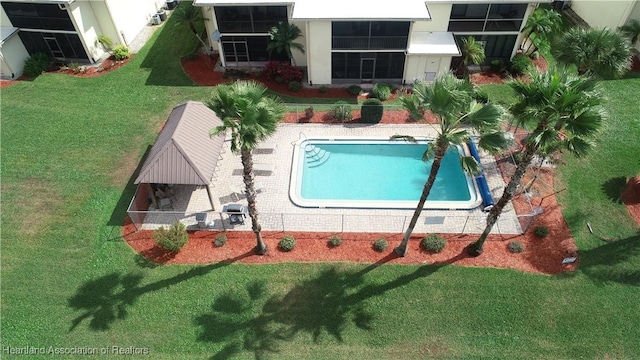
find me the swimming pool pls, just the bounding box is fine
[290,138,482,209]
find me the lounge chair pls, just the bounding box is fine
[253,142,277,154]
[252,163,274,175]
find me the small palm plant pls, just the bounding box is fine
[520,8,562,55]
[209,81,285,255]
[618,19,640,49]
[267,22,305,65]
[173,2,210,55]
[458,36,486,79]
[393,72,509,257]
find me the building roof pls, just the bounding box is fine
[407,31,460,55]
[0,27,19,46]
[134,101,226,185]
[292,0,431,20]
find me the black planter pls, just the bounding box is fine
[166,0,177,10]
[156,10,167,22]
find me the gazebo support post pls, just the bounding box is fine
[206,184,216,211]
[146,183,158,209]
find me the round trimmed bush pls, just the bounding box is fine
[371,83,392,100]
[329,236,342,248]
[278,236,296,252]
[360,98,384,124]
[508,241,525,253]
[288,80,302,92]
[421,234,447,253]
[112,45,130,60]
[153,222,188,252]
[534,226,549,238]
[347,85,362,96]
[214,234,228,247]
[373,238,388,252]
[318,85,328,93]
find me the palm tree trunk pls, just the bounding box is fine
[395,145,447,257]
[241,149,267,255]
[468,146,536,256]
[189,23,211,56]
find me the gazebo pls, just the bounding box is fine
[127,101,226,229]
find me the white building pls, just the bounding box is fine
[194,0,548,85]
[0,0,167,79]
[569,0,640,51]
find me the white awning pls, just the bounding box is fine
[292,0,431,20]
[407,32,460,56]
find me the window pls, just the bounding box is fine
[215,6,287,33]
[453,34,517,64]
[221,35,288,65]
[448,3,526,32]
[332,21,409,50]
[2,3,74,31]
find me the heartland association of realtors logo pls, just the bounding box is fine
[2,345,150,356]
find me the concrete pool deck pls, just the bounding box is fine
[140,124,523,235]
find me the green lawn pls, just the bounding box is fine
[1,5,639,359]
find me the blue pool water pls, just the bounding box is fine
[300,142,472,202]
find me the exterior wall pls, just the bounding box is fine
[404,55,452,83]
[631,1,640,50]
[290,19,307,66]
[105,0,164,46]
[88,1,121,47]
[68,1,105,62]
[1,35,29,79]
[570,0,637,29]
[1,7,11,26]
[306,21,331,85]
[414,3,453,32]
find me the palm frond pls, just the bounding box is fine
[390,135,418,142]
[459,156,481,176]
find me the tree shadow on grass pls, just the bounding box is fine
[601,176,628,204]
[68,251,253,332]
[195,261,443,359]
[555,233,640,286]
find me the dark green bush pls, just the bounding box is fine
[510,53,532,75]
[490,59,504,72]
[347,85,362,96]
[371,83,392,100]
[373,238,388,252]
[278,236,296,252]
[22,53,51,78]
[288,80,301,92]
[214,234,228,247]
[360,98,384,124]
[318,85,328,93]
[473,87,489,104]
[534,226,549,238]
[421,234,447,253]
[153,222,188,252]
[329,236,342,247]
[399,95,425,121]
[112,45,130,60]
[332,101,352,121]
[508,241,525,253]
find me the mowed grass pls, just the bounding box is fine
[1,4,640,358]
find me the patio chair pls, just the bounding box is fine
[253,142,277,154]
[252,163,275,176]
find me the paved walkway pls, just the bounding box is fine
[139,124,523,235]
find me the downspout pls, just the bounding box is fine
[305,20,311,85]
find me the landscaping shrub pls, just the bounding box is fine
[510,53,532,75]
[399,95,425,121]
[490,59,504,72]
[371,83,392,100]
[329,236,342,248]
[347,85,362,96]
[95,34,114,53]
[22,53,52,78]
[154,222,188,252]
[112,45,130,60]
[421,234,447,253]
[473,87,489,104]
[68,62,83,73]
[214,234,228,247]
[530,51,540,60]
[508,241,525,253]
[262,61,303,84]
[332,100,352,121]
[360,98,384,124]
[304,106,314,119]
[318,85,328,93]
[288,80,302,92]
[373,238,388,252]
[278,236,296,252]
[534,226,549,238]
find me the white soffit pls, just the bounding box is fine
[407,31,460,55]
[292,0,431,20]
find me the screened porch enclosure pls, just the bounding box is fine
[331,52,405,83]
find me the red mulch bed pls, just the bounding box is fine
[470,55,549,85]
[622,176,640,226]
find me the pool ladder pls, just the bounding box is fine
[305,144,330,167]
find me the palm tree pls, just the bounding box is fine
[468,67,606,256]
[618,19,640,48]
[553,27,632,78]
[209,81,285,255]
[457,36,486,79]
[173,2,210,55]
[394,73,509,257]
[267,22,305,65]
[520,8,562,55]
